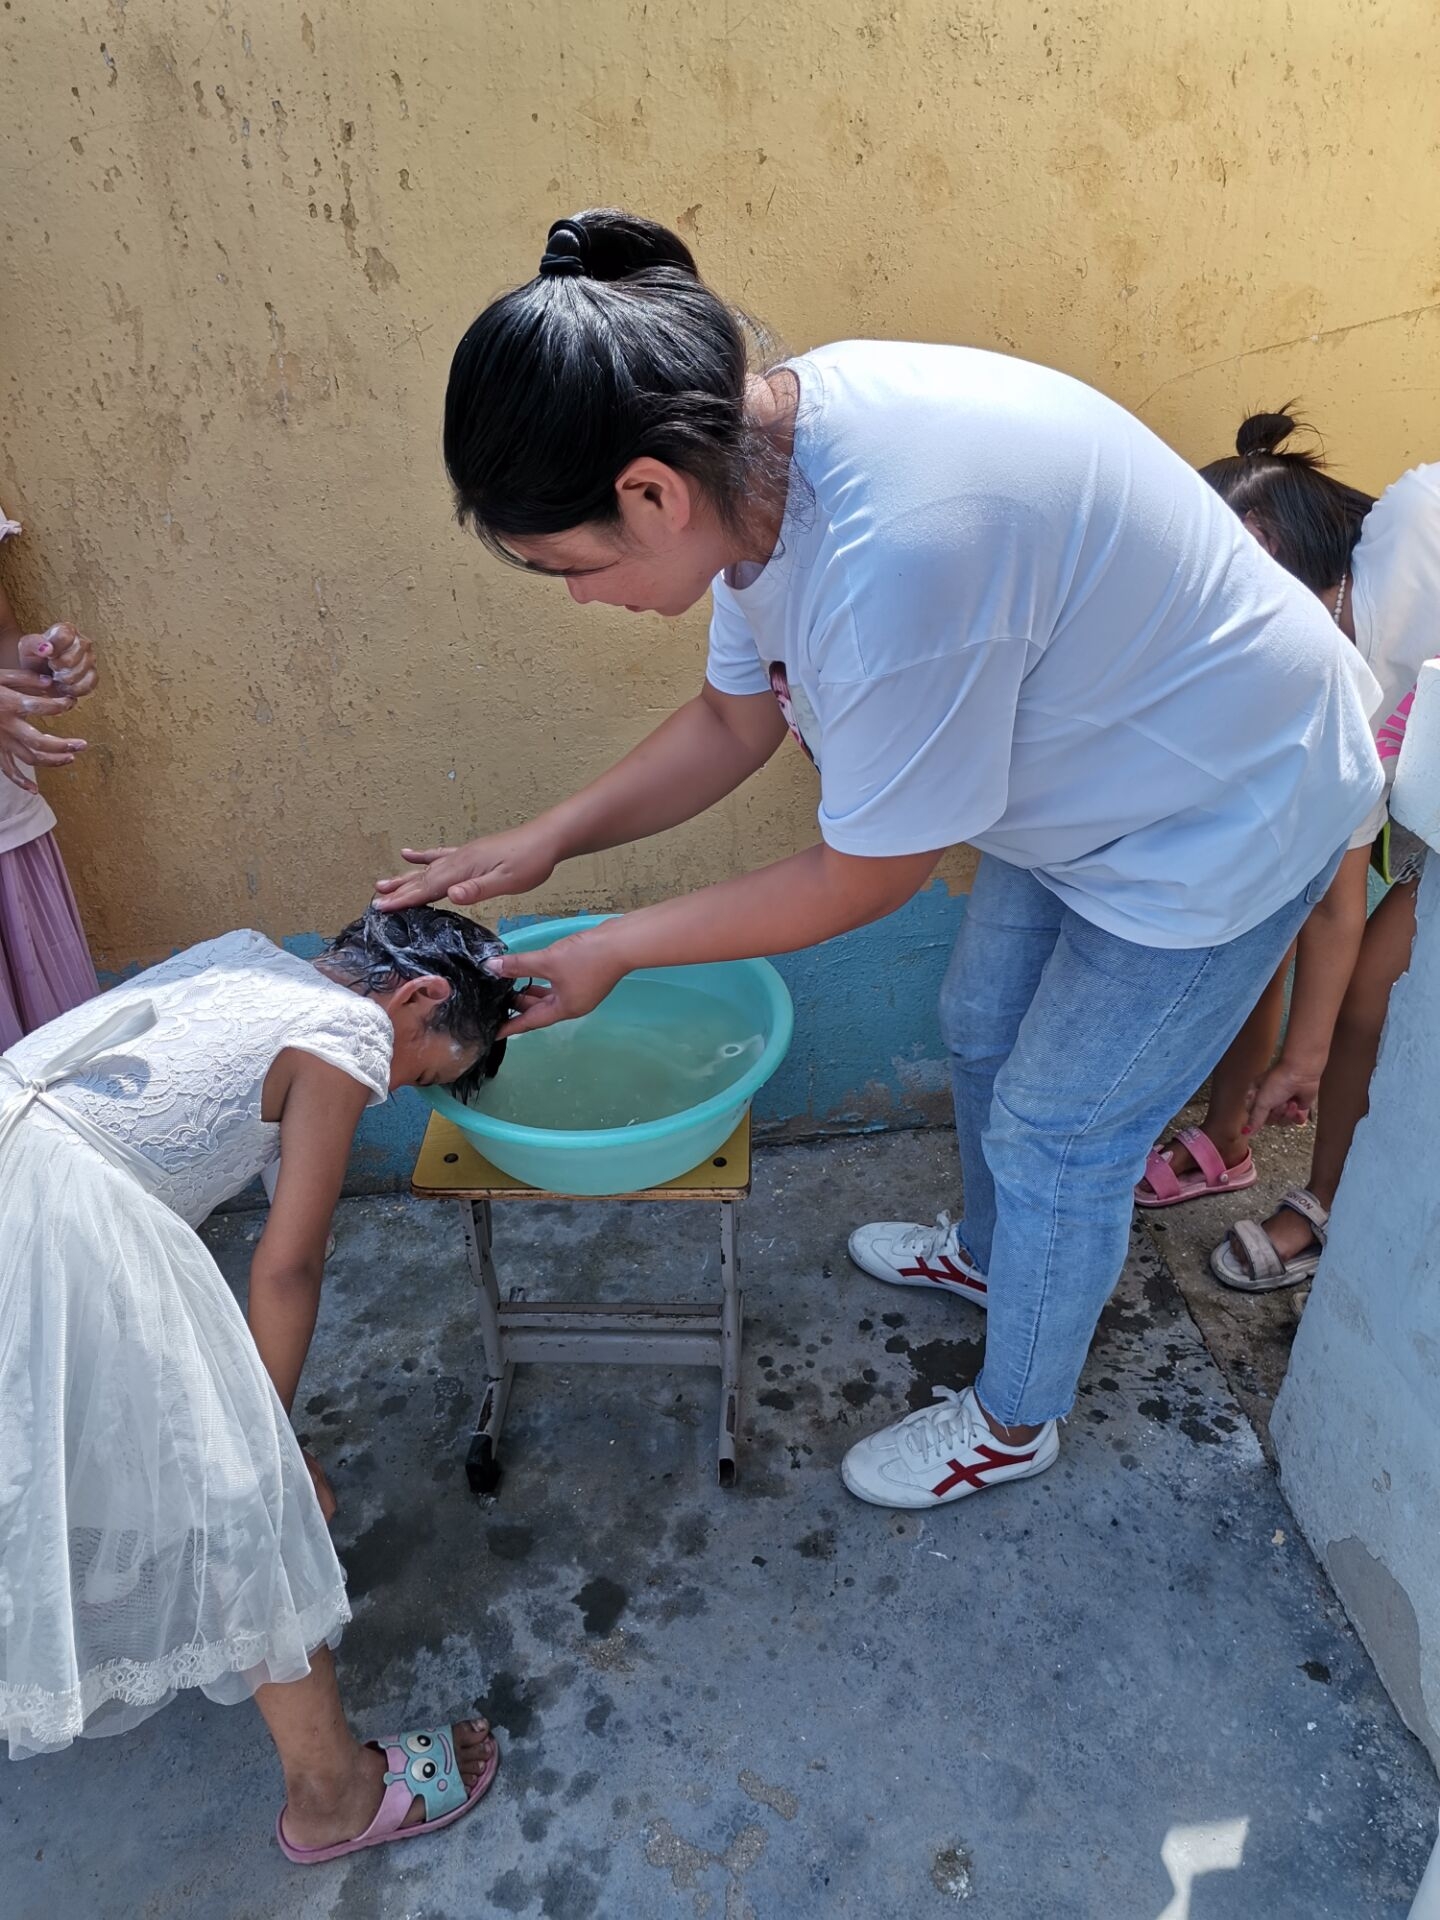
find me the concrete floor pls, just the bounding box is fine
[1139,1097,1323,1459]
[4,1131,1434,1919]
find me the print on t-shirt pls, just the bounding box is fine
[768,661,820,768]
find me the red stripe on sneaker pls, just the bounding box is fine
[930,1445,1036,1496]
[897,1257,988,1294]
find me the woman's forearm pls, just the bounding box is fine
[494,839,948,1035]
[606,842,945,969]
[536,685,786,864]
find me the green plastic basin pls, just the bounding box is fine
[420,914,794,1196]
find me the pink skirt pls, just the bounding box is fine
[0,830,99,1051]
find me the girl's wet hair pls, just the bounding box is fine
[322,905,518,1100]
[1200,408,1376,593]
[443,207,791,554]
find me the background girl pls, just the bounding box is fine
[1137,416,1438,1290]
[0,504,100,1047]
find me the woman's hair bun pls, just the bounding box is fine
[538,207,698,284]
[1235,409,1301,459]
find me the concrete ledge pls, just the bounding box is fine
[1274,661,1440,1776]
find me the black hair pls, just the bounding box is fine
[443,208,791,555]
[321,905,518,1101]
[1199,407,1376,594]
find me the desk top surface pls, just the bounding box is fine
[411,1111,752,1201]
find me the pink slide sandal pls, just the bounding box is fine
[277,1724,499,1865]
[1134,1125,1256,1210]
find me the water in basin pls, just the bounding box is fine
[469,975,765,1132]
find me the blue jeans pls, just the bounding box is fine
[942,851,1342,1426]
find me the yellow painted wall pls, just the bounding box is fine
[2,1,1437,968]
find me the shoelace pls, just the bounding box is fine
[896,1210,958,1258]
[898,1386,979,1466]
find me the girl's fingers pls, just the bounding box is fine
[54,665,98,700]
[0,757,39,794]
[25,733,87,761]
[1,667,59,696]
[400,846,453,866]
[0,675,74,708]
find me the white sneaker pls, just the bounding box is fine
[841,1385,1058,1510]
[847,1211,988,1308]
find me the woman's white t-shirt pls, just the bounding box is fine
[706,341,1384,949]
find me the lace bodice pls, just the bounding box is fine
[2,931,392,1226]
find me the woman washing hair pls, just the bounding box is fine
[1136,411,1437,1291]
[380,210,1381,1521]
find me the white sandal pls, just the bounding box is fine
[1210,1187,1329,1292]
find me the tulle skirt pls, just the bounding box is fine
[0,1108,349,1758]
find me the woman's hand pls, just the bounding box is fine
[1245,1056,1323,1134]
[485,926,628,1035]
[375,823,560,912]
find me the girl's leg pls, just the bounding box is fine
[1161,952,1290,1177]
[255,1647,494,1849]
[1258,878,1418,1261]
[940,856,1063,1272]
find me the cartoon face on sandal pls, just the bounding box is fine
[387,1728,457,1793]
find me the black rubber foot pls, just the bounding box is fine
[465,1435,502,1496]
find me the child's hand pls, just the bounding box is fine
[301,1447,338,1525]
[1244,1058,1322,1135]
[0,668,87,791]
[31,623,99,702]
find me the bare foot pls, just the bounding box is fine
[281,1718,495,1850]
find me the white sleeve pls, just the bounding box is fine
[705,579,771,697]
[815,639,1030,857]
[1355,466,1440,731]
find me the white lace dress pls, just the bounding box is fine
[0,930,393,1758]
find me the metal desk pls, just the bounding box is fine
[411,1112,751,1493]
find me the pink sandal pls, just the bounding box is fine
[276,1723,499,1865]
[1135,1126,1256,1210]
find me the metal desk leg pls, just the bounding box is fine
[718,1199,743,1486]
[462,1198,512,1494]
